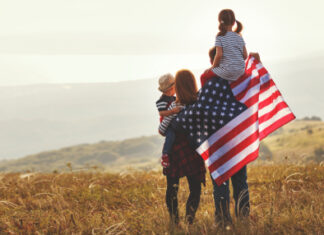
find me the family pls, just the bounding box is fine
[155,9,261,226]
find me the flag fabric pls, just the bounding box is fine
[175,56,295,185]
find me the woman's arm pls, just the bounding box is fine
[212,46,223,68]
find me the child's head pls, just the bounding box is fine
[217,9,243,36]
[175,69,198,105]
[158,73,175,96]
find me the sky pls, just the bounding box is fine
[0,0,323,85]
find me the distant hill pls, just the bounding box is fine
[0,120,323,173]
[0,54,323,159]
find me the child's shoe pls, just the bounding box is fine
[161,154,170,168]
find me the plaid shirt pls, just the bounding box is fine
[163,132,206,184]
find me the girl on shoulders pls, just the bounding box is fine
[211,9,248,82]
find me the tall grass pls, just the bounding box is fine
[0,164,323,234]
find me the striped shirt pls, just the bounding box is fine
[212,31,246,81]
[159,101,183,135]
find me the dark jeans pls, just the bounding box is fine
[211,166,250,222]
[162,127,176,154]
[166,174,202,224]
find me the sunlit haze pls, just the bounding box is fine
[0,0,323,85]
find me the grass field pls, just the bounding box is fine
[0,164,323,234]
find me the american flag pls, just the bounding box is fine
[175,56,295,185]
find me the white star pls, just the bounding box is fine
[204,111,208,116]
[206,105,210,109]
[197,124,201,129]
[216,100,220,105]
[221,112,225,116]
[197,138,201,143]
[219,93,223,97]
[212,126,216,130]
[212,119,216,123]
[197,131,201,136]
[212,90,217,95]
[204,125,208,129]
[208,81,212,85]
[176,118,180,121]
[190,132,194,136]
[189,110,193,115]
[224,101,228,105]
[229,113,233,117]
[209,98,213,103]
[201,96,205,100]
[232,102,236,106]
[189,125,193,129]
[189,118,193,123]
[239,106,243,110]
[197,118,201,122]
[182,118,186,122]
[196,111,201,115]
[204,119,208,123]
[183,125,187,129]
[205,88,209,93]
[222,107,226,110]
[216,83,220,87]
[219,120,224,124]
[223,85,227,90]
[226,94,230,99]
[212,112,217,116]
[198,103,202,108]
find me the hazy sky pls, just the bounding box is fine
[0,0,323,85]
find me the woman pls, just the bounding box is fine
[159,70,206,225]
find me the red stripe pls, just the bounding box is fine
[259,101,288,124]
[214,148,259,185]
[230,62,256,89]
[259,90,281,109]
[260,113,295,140]
[208,131,259,173]
[200,111,258,160]
[235,76,260,101]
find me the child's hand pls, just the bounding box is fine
[172,107,182,114]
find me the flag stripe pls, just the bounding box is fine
[205,115,259,167]
[208,130,259,173]
[197,103,258,155]
[260,112,295,140]
[211,138,259,180]
[214,149,259,185]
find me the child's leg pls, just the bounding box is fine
[162,127,176,154]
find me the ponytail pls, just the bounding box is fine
[235,20,243,35]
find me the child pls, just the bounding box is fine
[156,73,182,168]
[211,9,248,81]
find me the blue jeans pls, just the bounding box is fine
[162,127,176,154]
[211,166,250,222]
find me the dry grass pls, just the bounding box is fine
[0,164,323,234]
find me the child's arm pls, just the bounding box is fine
[243,46,248,60]
[159,106,181,117]
[212,46,223,68]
